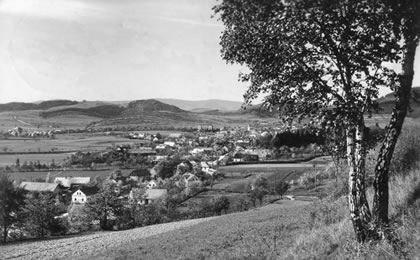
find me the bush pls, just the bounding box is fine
[213,196,230,215]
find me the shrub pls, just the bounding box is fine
[213,196,230,215]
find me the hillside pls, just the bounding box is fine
[39,104,125,119]
[377,86,420,118]
[122,99,186,115]
[0,100,78,112]
[235,87,420,119]
[156,98,243,112]
[0,200,311,260]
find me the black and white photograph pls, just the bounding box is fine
[0,0,419,259]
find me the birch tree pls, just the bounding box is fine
[214,0,419,242]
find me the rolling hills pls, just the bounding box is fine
[376,86,420,118]
[1,88,419,131]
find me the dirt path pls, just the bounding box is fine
[0,217,218,260]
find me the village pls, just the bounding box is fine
[3,123,326,237]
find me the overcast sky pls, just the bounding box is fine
[0,0,419,103]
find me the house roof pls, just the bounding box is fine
[20,182,60,192]
[54,177,91,188]
[72,189,86,197]
[144,189,167,200]
[80,186,100,196]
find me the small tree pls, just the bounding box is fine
[83,182,123,230]
[213,196,230,215]
[274,181,290,199]
[246,175,270,207]
[0,174,26,243]
[24,192,66,239]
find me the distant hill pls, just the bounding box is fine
[122,99,186,115]
[234,87,420,119]
[155,98,243,112]
[0,100,78,112]
[377,86,420,118]
[40,104,125,119]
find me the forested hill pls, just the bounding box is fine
[122,99,186,115]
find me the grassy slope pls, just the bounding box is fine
[85,200,312,260]
[86,168,420,260]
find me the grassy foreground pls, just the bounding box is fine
[88,169,419,260]
[84,200,312,260]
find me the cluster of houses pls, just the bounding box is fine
[17,155,220,221]
[7,127,55,138]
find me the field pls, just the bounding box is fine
[0,153,70,167]
[215,162,325,192]
[7,169,133,183]
[0,134,134,153]
[181,162,325,212]
[0,200,311,260]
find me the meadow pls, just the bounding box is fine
[7,169,133,183]
[0,134,134,153]
[0,153,70,167]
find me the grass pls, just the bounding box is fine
[84,200,313,260]
[283,168,420,259]
[0,153,70,167]
[216,164,320,193]
[0,134,134,153]
[7,169,133,183]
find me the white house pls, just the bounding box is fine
[72,189,87,204]
[164,141,176,147]
[146,179,163,189]
[141,189,167,205]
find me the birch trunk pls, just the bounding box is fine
[372,35,417,226]
[347,124,371,242]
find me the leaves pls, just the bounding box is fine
[214,0,410,128]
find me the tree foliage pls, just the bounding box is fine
[0,174,26,243]
[24,192,67,239]
[214,0,419,243]
[83,182,123,230]
[274,181,291,199]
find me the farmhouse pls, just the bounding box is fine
[71,186,100,204]
[141,189,167,205]
[72,190,87,204]
[129,188,167,205]
[146,179,163,189]
[163,141,176,147]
